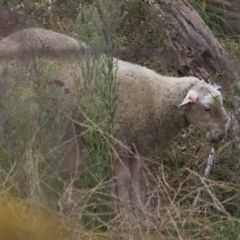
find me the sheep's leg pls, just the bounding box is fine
[114,149,143,219]
[128,150,144,210]
[114,157,131,218]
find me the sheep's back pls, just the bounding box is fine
[0,28,81,62]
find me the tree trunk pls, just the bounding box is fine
[151,0,240,92]
[205,0,240,34]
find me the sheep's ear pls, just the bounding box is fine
[178,90,198,107]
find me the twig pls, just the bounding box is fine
[193,148,215,207]
[193,114,232,207]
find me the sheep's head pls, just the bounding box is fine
[179,83,225,143]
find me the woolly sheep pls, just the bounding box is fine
[0,28,225,215]
[114,66,225,214]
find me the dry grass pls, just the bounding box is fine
[0,125,239,240]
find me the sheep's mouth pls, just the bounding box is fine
[210,138,220,144]
[208,134,224,144]
[204,132,218,143]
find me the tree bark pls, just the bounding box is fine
[151,0,240,92]
[205,0,240,34]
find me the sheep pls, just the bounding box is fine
[113,63,225,215]
[0,28,225,216]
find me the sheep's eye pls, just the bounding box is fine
[204,107,211,112]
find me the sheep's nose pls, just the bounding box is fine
[211,132,225,143]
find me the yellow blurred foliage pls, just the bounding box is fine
[0,197,68,240]
[0,197,113,240]
[201,1,207,11]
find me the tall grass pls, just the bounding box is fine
[188,0,235,37]
[0,58,71,202]
[72,0,124,229]
[77,53,119,230]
